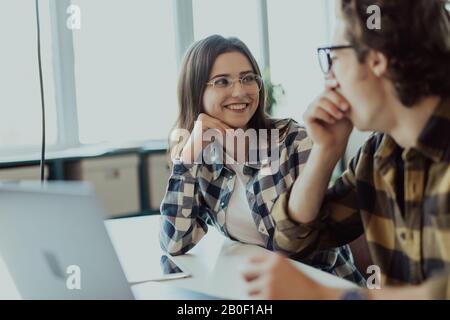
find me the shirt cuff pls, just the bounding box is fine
[424,271,450,299]
[272,191,323,238]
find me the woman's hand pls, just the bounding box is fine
[180,113,232,164]
[303,81,353,159]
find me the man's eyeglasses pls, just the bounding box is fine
[206,73,263,94]
[317,45,354,75]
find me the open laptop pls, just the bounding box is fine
[0,182,219,300]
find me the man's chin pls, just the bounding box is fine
[346,115,369,132]
[352,121,374,133]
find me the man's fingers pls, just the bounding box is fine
[313,107,337,124]
[322,90,350,112]
[241,253,279,283]
[249,254,271,264]
[241,255,272,282]
[317,98,345,119]
[245,277,268,297]
[241,264,266,282]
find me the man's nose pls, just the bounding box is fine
[325,70,339,89]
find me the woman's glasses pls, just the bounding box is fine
[317,45,354,75]
[206,73,263,94]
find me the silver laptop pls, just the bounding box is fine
[0,182,221,300]
[0,182,135,299]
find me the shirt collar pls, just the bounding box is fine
[415,98,450,163]
[207,141,272,180]
[375,98,450,168]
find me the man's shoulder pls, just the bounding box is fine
[361,132,385,156]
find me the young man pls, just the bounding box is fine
[242,0,450,299]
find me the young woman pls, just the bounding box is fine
[159,35,364,285]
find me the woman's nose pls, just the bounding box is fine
[230,81,246,97]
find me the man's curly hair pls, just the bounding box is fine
[340,0,450,106]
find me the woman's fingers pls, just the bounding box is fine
[215,121,232,134]
[200,114,232,134]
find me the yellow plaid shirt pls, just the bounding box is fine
[272,98,450,299]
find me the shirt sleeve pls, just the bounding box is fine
[272,144,367,258]
[424,271,450,299]
[159,160,210,255]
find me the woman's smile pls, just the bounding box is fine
[223,103,250,113]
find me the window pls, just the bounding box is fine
[192,0,262,66]
[1,0,338,156]
[0,0,58,153]
[72,0,178,144]
[267,0,330,122]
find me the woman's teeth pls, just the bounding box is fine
[225,103,247,110]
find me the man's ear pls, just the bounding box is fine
[367,50,388,78]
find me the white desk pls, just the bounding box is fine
[0,215,356,300]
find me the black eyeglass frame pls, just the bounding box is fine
[317,45,354,75]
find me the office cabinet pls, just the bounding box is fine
[0,165,48,182]
[80,155,140,218]
[0,141,168,218]
[146,153,170,211]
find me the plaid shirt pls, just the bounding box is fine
[272,99,450,298]
[160,118,365,285]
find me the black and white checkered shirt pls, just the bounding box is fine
[160,118,365,285]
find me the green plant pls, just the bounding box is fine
[263,67,285,116]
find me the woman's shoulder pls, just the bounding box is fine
[269,118,311,148]
[270,117,305,131]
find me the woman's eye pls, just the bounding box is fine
[242,74,256,83]
[214,78,230,87]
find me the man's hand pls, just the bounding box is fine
[285,81,355,223]
[303,80,353,159]
[241,252,343,300]
[241,253,438,300]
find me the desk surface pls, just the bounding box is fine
[0,215,356,300]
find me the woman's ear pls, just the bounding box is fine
[367,50,388,78]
